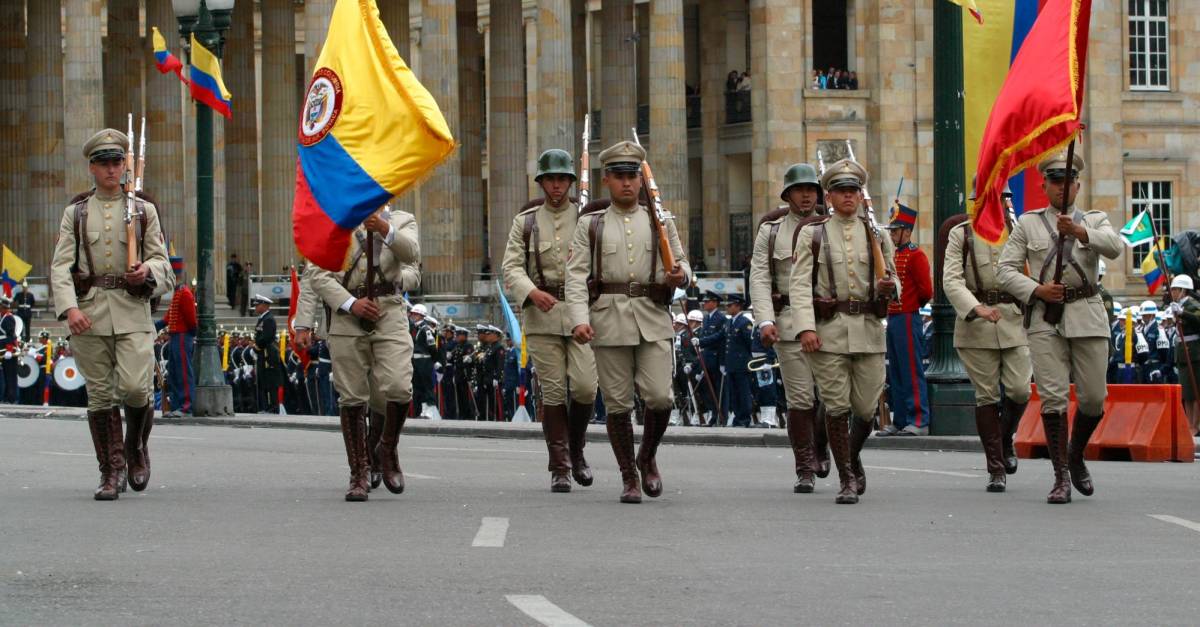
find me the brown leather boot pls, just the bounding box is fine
[109,407,127,494]
[1001,398,1027,474]
[367,410,384,490]
[88,410,120,500]
[1069,411,1102,497]
[975,405,1007,492]
[340,406,370,501]
[1042,412,1071,504]
[825,412,857,504]
[636,408,671,498]
[849,417,872,496]
[812,403,831,478]
[375,401,409,495]
[542,404,572,493]
[124,404,153,492]
[786,408,817,493]
[567,400,594,486]
[606,412,641,503]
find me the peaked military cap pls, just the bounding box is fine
[726,294,747,307]
[250,294,274,306]
[1038,150,1086,180]
[702,290,722,304]
[780,163,822,201]
[598,141,645,173]
[821,158,868,191]
[83,128,128,162]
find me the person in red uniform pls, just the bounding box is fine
[880,201,933,435]
[163,257,198,416]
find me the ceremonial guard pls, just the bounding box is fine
[251,295,281,413]
[723,295,754,427]
[501,148,599,491]
[49,129,173,499]
[409,303,437,417]
[671,314,693,424]
[450,327,476,420]
[0,295,17,403]
[23,331,52,406]
[1168,275,1200,435]
[749,163,829,491]
[696,291,727,426]
[941,189,1031,492]
[565,141,690,503]
[15,281,35,341]
[308,208,420,501]
[997,150,1120,504]
[882,201,933,435]
[682,309,716,426]
[789,159,896,504]
[163,257,197,416]
[474,325,504,421]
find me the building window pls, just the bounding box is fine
[813,0,849,84]
[1128,0,1169,91]
[1130,180,1172,266]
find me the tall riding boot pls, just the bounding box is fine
[542,405,572,493]
[376,401,409,494]
[109,407,127,493]
[606,412,641,503]
[636,408,671,498]
[786,408,816,493]
[1001,398,1027,474]
[812,403,831,478]
[124,404,152,491]
[975,405,1007,492]
[1042,412,1071,504]
[1069,411,1103,496]
[849,417,872,496]
[825,412,857,504]
[88,410,120,500]
[340,406,370,501]
[567,401,594,486]
[367,410,384,489]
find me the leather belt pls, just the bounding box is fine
[1062,284,1096,303]
[834,299,879,317]
[350,282,399,298]
[971,289,1018,306]
[598,281,672,303]
[537,283,567,300]
[93,274,132,290]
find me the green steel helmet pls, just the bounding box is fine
[535,149,577,182]
[780,163,821,201]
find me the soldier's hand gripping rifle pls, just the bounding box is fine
[578,114,591,209]
[123,114,143,271]
[844,140,889,283]
[1042,139,1077,325]
[630,129,677,272]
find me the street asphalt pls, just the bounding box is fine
[1,416,1198,626]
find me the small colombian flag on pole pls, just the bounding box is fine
[152,27,187,82]
[188,33,232,118]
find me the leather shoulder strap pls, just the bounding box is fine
[589,213,605,284]
[862,219,876,302]
[74,200,96,278]
[647,205,660,283]
[767,222,781,294]
[963,222,983,289]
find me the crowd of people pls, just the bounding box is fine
[811,68,859,90]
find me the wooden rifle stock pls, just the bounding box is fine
[124,114,139,271]
[1042,139,1076,325]
[630,130,676,271]
[578,114,591,209]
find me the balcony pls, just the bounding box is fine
[725,90,751,125]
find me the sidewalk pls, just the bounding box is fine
[0,404,985,453]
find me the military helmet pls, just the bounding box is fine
[535,149,577,182]
[780,163,821,201]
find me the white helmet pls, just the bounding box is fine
[1140,301,1158,315]
[673,313,686,325]
[410,303,428,317]
[1171,275,1195,291]
[919,304,932,317]
[1098,260,1107,278]
[426,316,439,327]
[687,310,704,323]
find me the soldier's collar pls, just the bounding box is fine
[610,201,640,215]
[831,211,857,225]
[93,190,123,202]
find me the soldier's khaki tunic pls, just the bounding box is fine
[749,209,816,410]
[996,205,1121,415]
[943,222,1032,406]
[501,200,597,407]
[564,202,690,414]
[50,192,173,411]
[308,211,420,407]
[789,211,896,419]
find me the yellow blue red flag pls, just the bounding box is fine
[152,27,186,82]
[292,0,456,271]
[189,33,232,118]
[1,245,32,296]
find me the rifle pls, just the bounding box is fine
[817,149,832,216]
[1042,139,1076,325]
[123,114,142,271]
[578,114,591,209]
[844,140,889,282]
[135,116,146,194]
[630,129,677,271]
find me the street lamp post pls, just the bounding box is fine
[176,0,235,416]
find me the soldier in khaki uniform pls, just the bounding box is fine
[501,149,599,493]
[789,159,896,504]
[749,163,829,493]
[997,151,1121,504]
[942,186,1032,493]
[50,129,174,500]
[565,141,691,504]
[308,208,420,501]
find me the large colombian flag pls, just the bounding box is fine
[292,0,455,271]
[965,0,1091,243]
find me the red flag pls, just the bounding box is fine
[287,267,310,369]
[970,0,1092,244]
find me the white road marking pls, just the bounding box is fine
[404,473,439,480]
[38,451,89,457]
[505,595,590,627]
[149,435,203,440]
[410,445,538,454]
[865,465,980,478]
[472,517,510,548]
[1148,514,1200,534]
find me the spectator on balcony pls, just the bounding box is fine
[812,70,822,89]
[736,72,752,92]
[726,71,740,94]
[848,71,859,90]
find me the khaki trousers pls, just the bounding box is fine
[71,331,154,411]
[526,334,597,406]
[775,340,816,410]
[808,350,884,419]
[329,329,414,407]
[594,339,673,414]
[958,346,1033,406]
[1028,332,1109,415]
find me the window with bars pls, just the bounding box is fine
[1128,0,1170,90]
[1130,181,1172,268]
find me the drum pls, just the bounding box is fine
[53,357,86,391]
[17,353,39,389]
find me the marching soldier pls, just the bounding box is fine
[749,163,830,491]
[997,151,1121,504]
[251,295,281,413]
[564,140,691,503]
[501,149,599,491]
[789,159,896,504]
[49,128,174,500]
[942,188,1032,492]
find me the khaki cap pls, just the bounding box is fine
[820,158,868,191]
[598,140,645,173]
[83,128,128,162]
[1037,150,1085,179]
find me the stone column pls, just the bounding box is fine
[748,0,806,225]
[104,0,141,130]
[28,0,66,277]
[537,0,574,155]
[867,0,918,233]
[457,0,484,277]
[524,15,539,198]
[0,0,25,250]
[571,0,588,144]
[648,0,688,244]
[260,0,298,273]
[144,0,187,266]
[600,0,636,144]
[419,0,464,293]
[223,0,260,276]
[305,0,335,78]
[699,0,729,269]
[379,0,412,58]
[487,0,527,274]
[64,0,104,197]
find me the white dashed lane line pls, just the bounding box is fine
[505,595,590,627]
[472,517,509,548]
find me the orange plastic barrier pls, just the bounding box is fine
[1015,384,1194,463]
